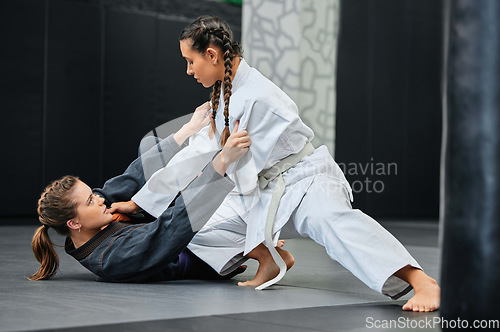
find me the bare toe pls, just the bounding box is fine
[402,301,413,311]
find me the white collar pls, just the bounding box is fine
[231,58,251,93]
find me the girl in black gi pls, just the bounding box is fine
[29,104,252,282]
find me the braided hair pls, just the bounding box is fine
[180,15,242,146]
[29,175,79,280]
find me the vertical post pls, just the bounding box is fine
[441,0,500,326]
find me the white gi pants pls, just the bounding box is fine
[188,174,421,299]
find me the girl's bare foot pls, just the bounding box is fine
[402,278,440,312]
[395,265,440,312]
[238,244,294,287]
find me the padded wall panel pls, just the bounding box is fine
[405,0,442,218]
[0,0,45,217]
[369,0,408,217]
[44,0,102,188]
[336,0,443,218]
[0,0,243,222]
[103,9,158,180]
[336,0,371,211]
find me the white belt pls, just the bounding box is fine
[255,142,315,290]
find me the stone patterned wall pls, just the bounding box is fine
[242,0,339,154]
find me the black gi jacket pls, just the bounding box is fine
[65,134,234,282]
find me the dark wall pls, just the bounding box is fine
[1,0,443,223]
[336,0,444,219]
[0,0,241,223]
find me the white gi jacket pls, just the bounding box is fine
[133,58,353,255]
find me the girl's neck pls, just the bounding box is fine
[230,56,241,81]
[70,226,107,249]
[220,56,241,82]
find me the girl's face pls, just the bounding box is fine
[180,39,224,88]
[71,181,113,231]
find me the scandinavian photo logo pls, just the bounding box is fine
[338,158,398,194]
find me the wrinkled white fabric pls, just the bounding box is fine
[134,59,420,298]
[132,59,350,254]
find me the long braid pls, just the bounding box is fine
[210,81,221,138]
[219,29,234,146]
[179,16,243,146]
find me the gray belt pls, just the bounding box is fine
[255,142,315,290]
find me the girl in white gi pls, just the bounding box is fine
[132,16,440,312]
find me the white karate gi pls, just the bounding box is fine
[132,59,421,299]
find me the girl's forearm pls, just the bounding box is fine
[173,125,192,146]
[212,152,227,176]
